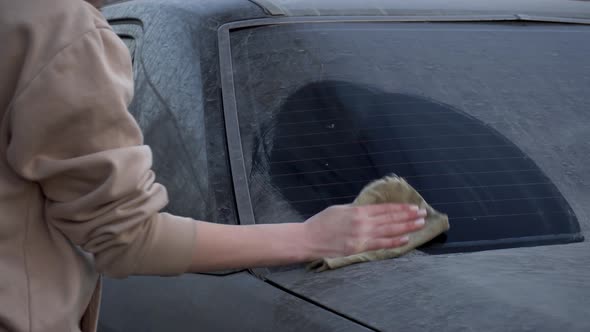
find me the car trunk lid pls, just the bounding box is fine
[266,242,590,331]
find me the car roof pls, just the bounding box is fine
[249,0,590,20]
[107,0,590,21]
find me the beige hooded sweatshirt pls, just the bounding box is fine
[0,0,197,331]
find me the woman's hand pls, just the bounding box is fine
[302,204,426,260]
[187,203,425,272]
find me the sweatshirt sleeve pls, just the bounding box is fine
[6,27,196,278]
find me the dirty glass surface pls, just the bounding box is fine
[118,36,136,61]
[228,22,587,252]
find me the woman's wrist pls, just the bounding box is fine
[188,221,316,273]
[290,222,315,263]
[270,222,315,264]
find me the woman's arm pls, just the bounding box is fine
[189,204,425,272]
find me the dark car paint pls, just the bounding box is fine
[99,272,370,332]
[250,0,590,20]
[101,1,590,331]
[269,243,590,331]
[106,0,264,226]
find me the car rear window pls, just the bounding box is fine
[224,22,586,253]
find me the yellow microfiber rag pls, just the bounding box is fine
[307,175,450,272]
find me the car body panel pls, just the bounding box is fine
[104,0,269,225]
[98,272,371,332]
[249,0,590,20]
[268,242,590,331]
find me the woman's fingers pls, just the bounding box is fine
[369,208,427,226]
[373,217,425,238]
[356,205,427,253]
[360,203,419,217]
[302,203,428,259]
[363,236,411,252]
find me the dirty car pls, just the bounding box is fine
[99,0,590,331]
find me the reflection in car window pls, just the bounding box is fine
[229,22,585,253]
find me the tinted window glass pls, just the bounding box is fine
[228,22,586,252]
[118,35,136,62]
[111,22,141,64]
